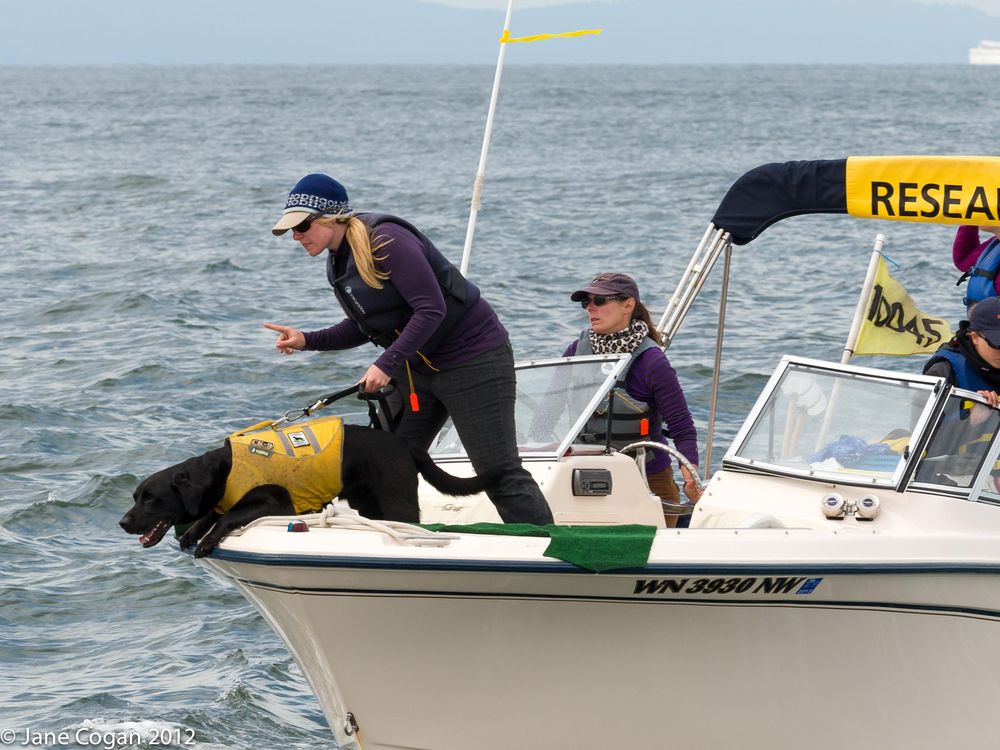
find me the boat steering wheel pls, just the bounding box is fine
[619,440,704,516]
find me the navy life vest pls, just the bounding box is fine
[924,347,992,392]
[959,237,1000,308]
[922,346,998,458]
[574,332,663,455]
[326,212,481,358]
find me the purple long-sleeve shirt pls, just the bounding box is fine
[302,222,508,375]
[563,339,699,475]
[953,225,998,293]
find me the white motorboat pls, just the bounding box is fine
[199,156,1000,750]
[969,39,1000,64]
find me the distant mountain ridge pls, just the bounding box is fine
[4,0,996,64]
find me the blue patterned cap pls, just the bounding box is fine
[272,174,353,236]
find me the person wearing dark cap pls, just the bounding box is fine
[564,273,701,527]
[264,174,553,525]
[924,295,1000,408]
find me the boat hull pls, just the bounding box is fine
[203,527,1000,750]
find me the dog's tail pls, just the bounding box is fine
[409,446,501,496]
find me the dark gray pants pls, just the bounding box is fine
[395,342,554,525]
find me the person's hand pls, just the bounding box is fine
[358,364,390,393]
[679,464,703,503]
[969,390,1000,425]
[264,323,306,355]
[976,389,999,409]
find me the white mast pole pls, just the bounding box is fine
[812,233,886,453]
[459,0,516,276]
[841,233,885,364]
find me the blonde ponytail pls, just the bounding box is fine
[315,215,392,289]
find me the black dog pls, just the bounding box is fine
[120,424,497,558]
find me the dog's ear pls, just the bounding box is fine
[171,448,230,517]
[171,468,211,516]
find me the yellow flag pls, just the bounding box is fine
[854,255,953,356]
[500,28,603,44]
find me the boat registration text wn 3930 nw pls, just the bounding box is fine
[197,156,1000,750]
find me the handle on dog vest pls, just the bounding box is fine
[233,420,278,437]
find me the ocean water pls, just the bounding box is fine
[2,63,999,748]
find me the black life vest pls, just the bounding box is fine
[574,332,663,454]
[326,212,481,356]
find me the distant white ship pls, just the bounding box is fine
[969,39,1000,64]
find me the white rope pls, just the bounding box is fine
[228,501,459,548]
[316,502,459,547]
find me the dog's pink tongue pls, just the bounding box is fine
[139,520,167,546]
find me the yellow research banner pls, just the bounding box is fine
[854,254,953,356]
[845,155,1000,226]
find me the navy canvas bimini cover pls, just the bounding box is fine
[711,159,848,245]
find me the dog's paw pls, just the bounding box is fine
[193,532,220,557]
[177,530,196,550]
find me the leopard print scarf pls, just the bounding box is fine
[588,319,650,355]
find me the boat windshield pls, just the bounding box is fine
[912,391,1000,493]
[727,360,938,485]
[429,355,630,459]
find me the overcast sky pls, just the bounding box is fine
[4,0,1000,64]
[434,0,1000,11]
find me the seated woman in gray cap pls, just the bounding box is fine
[265,173,553,525]
[564,272,701,527]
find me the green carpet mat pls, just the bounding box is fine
[423,523,657,572]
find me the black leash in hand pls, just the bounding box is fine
[271,382,401,432]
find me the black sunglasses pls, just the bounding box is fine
[975,331,1000,350]
[580,294,628,309]
[292,215,319,233]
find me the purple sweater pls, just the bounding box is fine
[302,222,509,375]
[953,225,998,293]
[563,339,699,475]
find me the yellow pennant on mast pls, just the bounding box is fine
[500,28,603,44]
[851,252,953,357]
[460,0,604,275]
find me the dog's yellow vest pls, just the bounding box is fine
[217,415,345,515]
